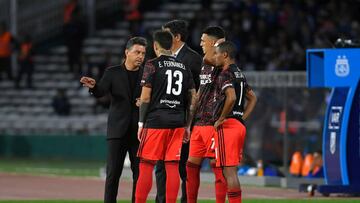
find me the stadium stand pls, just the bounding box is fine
[0,0,348,164]
[0,0,232,136]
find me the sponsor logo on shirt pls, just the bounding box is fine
[160,99,180,108]
[200,74,212,85]
[233,111,244,116]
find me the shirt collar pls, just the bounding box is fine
[172,43,185,58]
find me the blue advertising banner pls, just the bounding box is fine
[323,88,348,185]
[347,82,360,185]
[307,48,360,195]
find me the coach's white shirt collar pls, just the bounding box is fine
[173,43,185,58]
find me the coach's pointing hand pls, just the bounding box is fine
[80,76,96,88]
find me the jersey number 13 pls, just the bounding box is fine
[165,70,183,96]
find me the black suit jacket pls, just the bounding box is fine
[176,44,202,90]
[90,64,143,139]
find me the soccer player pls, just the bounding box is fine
[135,30,196,203]
[213,41,257,203]
[155,19,202,203]
[186,26,227,203]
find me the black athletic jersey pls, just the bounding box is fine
[213,64,251,124]
[141,55,195,128]
[194,64,221,126]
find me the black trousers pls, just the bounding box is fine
[0,57,12,80]
[104,131,139,203]
[15,61,34,88]
[66,44,82,78]
[155,142,189,203]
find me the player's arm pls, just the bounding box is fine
[185,88,197,128]
[138,86,151,140]
[193,90,201,110]
[185,67,198,125]
[183,88,197,143]
[139,86,152,124]
[242,89,257,120]
[214,87,236,128]
[137,61,155,140]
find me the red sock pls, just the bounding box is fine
[211,163,227,203]
[165,161,180,203]
[135,159,155,203]
[186,161,201,203]
[228,188,242,203]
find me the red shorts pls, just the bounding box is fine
[189,126,216,158]
[215,118,246,167]
[137,128,184,161]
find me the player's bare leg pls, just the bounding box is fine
[188,157,202,165]
[223,166,241,203]
[186,157,226,203]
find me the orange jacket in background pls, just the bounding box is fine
[289,151,303,176]
[0,31,12,57]
[301,153,314,176]
[64,2,77,24]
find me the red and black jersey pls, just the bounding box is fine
[213,64,251,124]
[141,55,195,128]
[194,64,221,126]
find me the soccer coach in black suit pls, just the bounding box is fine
[155,19,202,203]
[80,37,147,203]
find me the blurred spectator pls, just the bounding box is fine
[0,22,16,81]
[52,88,71,116]
[307,151,323,178]
[289,151,303,177]
[63,8,87,79]
[184,0,360,70]
[257,159,264,176]
[15,34,34,89]
[64,0,80,25]
[125,0,142,36]
[301,153,314,177]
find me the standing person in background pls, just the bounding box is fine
[15,34,34,89]
[80,37,147,203]
[154,19,202,203]
[213,41,257,203]
[52,88,71,116]
[135,30,196,203]
[307,151,324,178]
[125,0,142,36]
[0,22,15,81]
[64,9,87,79]
[186,26,228,203]
[64,0,80,25]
